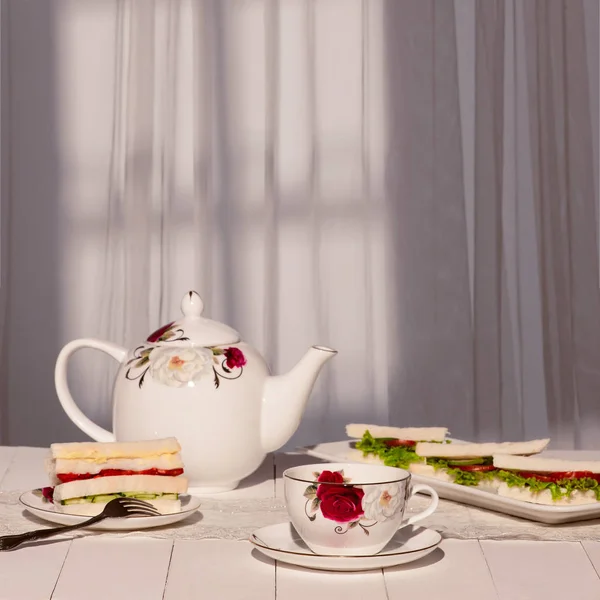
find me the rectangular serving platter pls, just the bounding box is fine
[297,440,600,524]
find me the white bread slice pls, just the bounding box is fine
[50,437,181,460]
[409,463,501,494]
[409,462,454,483]
[346,424,448,442]
[49,454,184,477]
[497,482,598,506]
[415,438,550,458]
[54,498,182,516]
[53,474,188,502]
[493,454,600,474]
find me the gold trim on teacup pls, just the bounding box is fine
[283,472,411,486]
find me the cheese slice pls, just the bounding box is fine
[493,454,600,474]
[53,474,188,502]
[345,424,448,442]
[50,437,181,460]
[415,439,550,458]
[409,462,454,483]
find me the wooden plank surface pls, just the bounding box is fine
[2,446,600,599]
[164,540,275,600]
[211,455,275,500]
[51,538,173,600]
[277,562,387,600]
[582,541,600,576]
[384,539,498,600]
[481,540,600,600]
[0,540,71,600]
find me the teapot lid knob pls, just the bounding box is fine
[181,291,204,318]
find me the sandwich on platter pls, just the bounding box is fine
[410,439,551,492]
[492,454,600,505]
[346,424,450,470]
[45,437,188,515]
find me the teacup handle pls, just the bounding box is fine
[403,483,439,527]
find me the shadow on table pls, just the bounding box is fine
[232,452,330,492]
[234,458,273,491]
[384,547,445,572]
[249,546,445,573]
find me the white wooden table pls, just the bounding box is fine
[1,446,600,599]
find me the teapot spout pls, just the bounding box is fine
[261,346,337,453]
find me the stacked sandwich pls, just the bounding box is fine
[491,454,600,506]
[347,424,600,506]
[45,437,188,515]
[410,438,550,494]
[346,424,449,470]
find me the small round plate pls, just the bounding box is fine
[249,523,442,572]
[19,490,201,531]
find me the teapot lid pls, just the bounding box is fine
[146,291,240,347]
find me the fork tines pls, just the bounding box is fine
[118,498,161,517]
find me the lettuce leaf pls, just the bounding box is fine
[355,431,420,469]
[428,460,600,500]
[425,458,497,486]
[495,470,600,501]
[355,431,450,470]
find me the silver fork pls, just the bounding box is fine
[0,497,160,551]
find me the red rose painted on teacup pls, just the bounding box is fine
[283,462,439,556]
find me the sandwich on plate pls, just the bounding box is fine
[346,424,450,470]
[45,437,188,516]
[492,454,600,505]
[410,439,550,492]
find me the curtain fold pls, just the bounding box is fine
[0,0,8,444]
[472,0,506,440]
[524,0,600,448]
[1,0,598,449]
[384,0,476,440]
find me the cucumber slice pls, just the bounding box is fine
[161,493,178,500]
[122,492,158,499]
[62,498,89,505]
[92,494,121,503]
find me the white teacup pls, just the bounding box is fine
[283,462,438,556]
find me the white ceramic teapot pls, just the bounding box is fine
[55,291,337,493]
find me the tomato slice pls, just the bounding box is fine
[383,439,416,448]
[555,471,600,481]
[453,464,496,472]
[41,486,54,501]
[56,467,184,483]
[517,471,556,482]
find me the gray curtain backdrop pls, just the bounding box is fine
[0,0,598,450]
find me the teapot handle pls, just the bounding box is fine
[54,338,128,442]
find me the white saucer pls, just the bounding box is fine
[19,490,201,531]
[249,523,442,572]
